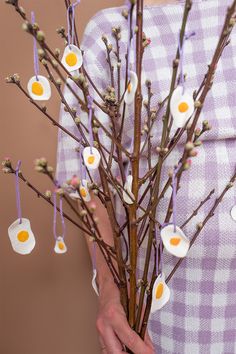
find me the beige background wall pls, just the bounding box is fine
[0,1,122,353]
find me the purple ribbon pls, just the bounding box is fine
[155,229,163,276]
[178,30,196,94]
[15,160,22,225]
[67,0,80,47]
[172,163,182,232]
[79,145,86,184]
[53,192,66,240]
[31,11,40,80]
[87,95,94,154]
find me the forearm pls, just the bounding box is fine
[78,192,119,294]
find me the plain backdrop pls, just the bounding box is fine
[0,1,123,353]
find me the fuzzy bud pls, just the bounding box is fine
[36,30,45,42]
[185,141,194,151]
[45,190,52,198]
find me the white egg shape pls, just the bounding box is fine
[230,205,236,221]
[8,218,36,255]
[83,146,101,170]
[150,273,170,312]
[170,85,195,128]
[27,75,51,101]
[124,71,138,105]
[160,224,190,258]
[54,236,67,254]
[92,269,99,296]
[61,44,83,72]
[123,174,135,205]
[79,179,91,202]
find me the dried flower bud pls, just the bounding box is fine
[2,167,11,173]
[194,127,201,137]
[122,9,128,19]
[101,34,108,43]
[52,59,58,68]
[194,100,202,108]
[197,222,203,230]
[38,48,45,59]
[202,120,211,131]
[80,209,87,217]
[75,117,80,125]
[54,48,60,58]
[47,166,54,173]
[56,78,62,86]
[41,59,47,66]
[22,22,30,32]
[36,30,45,42]
[35,165,44,172]
[189,149,198,157]
[185,141,194,151]
[55,188,64,196]
[45,190,52,198]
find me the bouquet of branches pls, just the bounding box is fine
[3,0,236,352]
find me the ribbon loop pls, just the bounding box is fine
[15,160,22,224]
[31,11,40,80]
[53,192,66,239]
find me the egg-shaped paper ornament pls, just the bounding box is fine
[170,85,195,128]
[123,174,135,205]
[230,205,236,221]
[54,236,67,254]
[92,269,99,296]
[27,75,51,101]
[61,44,83,72]
[79,179,91,202]
[124,70,138,105]
[8,218,36,255]
[150,273,170,312]
[160,224,190,258]
[83,146,101,170]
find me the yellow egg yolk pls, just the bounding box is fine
[178,101,189,113]
[65,52,78,67]
[88,155,95,165]
[127,82,132,93]
[155,282,164,299]
[80,187,87,198]
[32,81,44,96]
[17,230,29,242]
[170,237,181,246]
[58,241,65,250]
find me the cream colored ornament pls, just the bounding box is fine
[123,175,135,204]
[160,224,190,258]
[27,75,51,101]
[92,269,99,296]
[79,179,91,202]
[61,44,83,72]
[54,236,67,254]
[8,218,36,255]
[83,146,101,170]
[170,85,194,128]
[124,70,138,105]
[150,273,170,312]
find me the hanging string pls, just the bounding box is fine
[79,144,87,186]
[177,30,196,93]
[15,160,22,224]
[87,95,94,154]
[67,0,80,47]
[31,11,40,81]
[127,3,133,83]
[172,164,182,232]
[53,192,66,240]
[155,228,163,276]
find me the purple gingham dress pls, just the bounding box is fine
[56,0,236,352]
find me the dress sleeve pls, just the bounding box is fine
[55,13,119,190]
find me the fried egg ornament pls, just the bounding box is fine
[8,218,36,255]
[123,175,135,205]
[160,224,190,258]
[54,236,67,254]
[92,269,99,296]
[150,273,170,312]
[27,75,51,101]
[170,85,195,128]
[69,190,80,200]
[61,44,83,72]
[230,205,236,221]
[83,146,101,170]
[124,71,138,105]
[80,179,91,202]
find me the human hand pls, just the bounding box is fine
[96,279,155,354]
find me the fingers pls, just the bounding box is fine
[144,330,155,351]
[97,320,124,354]
[113,316,154,354]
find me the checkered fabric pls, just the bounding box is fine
[55,0,236,352]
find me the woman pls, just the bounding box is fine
[56,0,236,352]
